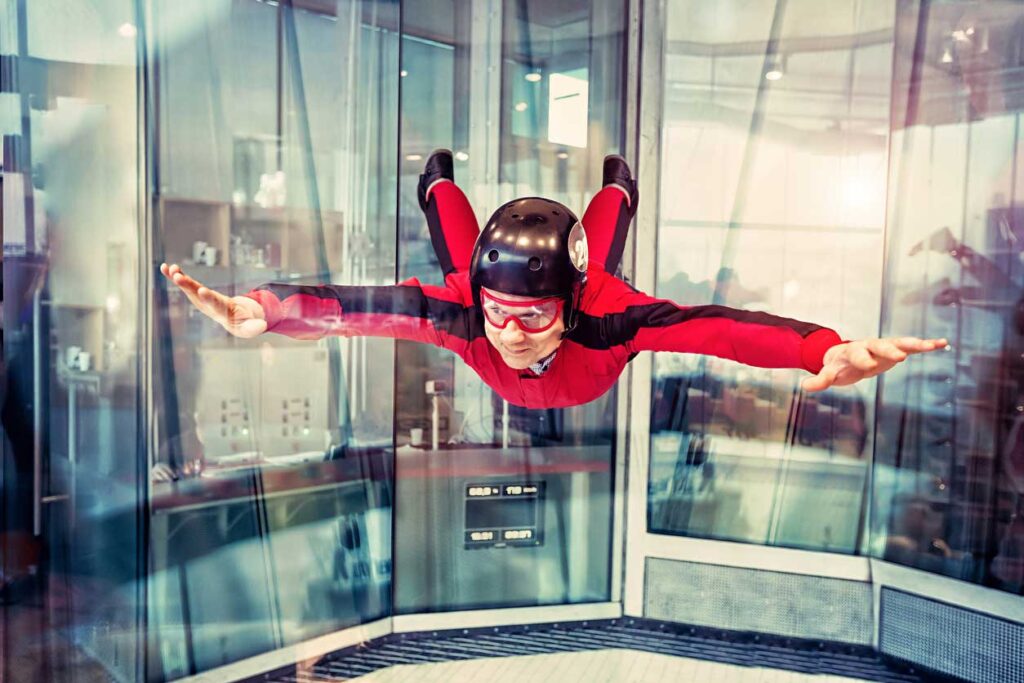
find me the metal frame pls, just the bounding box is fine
[607,0,644,610]
[623,0,666,617]
[645,536,871,581]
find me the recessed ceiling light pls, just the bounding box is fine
[400,69,408,77]
[455,151,469,161]
[405,154,423,161]
[118,22,137,38]
[514,102,528,112]
[525,72,542,82]
[764,53,786,81]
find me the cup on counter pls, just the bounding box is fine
[410,427,424,447]
[202,246,218,266]
[192,241,208,264]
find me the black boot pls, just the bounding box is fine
[602,154,638,216]
[417,148,454,212]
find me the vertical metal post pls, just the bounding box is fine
[32,288,42,536]
[502,399,510,449]
[623,0,667,618]
[67,381,76,528]
[611,0,644,607]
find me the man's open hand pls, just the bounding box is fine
[801,336,948,393]
[160,263,268,338]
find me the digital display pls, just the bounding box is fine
[466,498,536,529]
[464,481,544,549]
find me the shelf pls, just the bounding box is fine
[158,196,346,278]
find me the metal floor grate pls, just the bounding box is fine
[248,619,961,682]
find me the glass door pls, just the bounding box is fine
[2,0,146,680]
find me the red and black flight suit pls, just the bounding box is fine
[242,181,842,409]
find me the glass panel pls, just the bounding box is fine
[647,0,896,552]
[149,0,398,676]
[392,0,627,614]
[873,0,1024,594]
[2,0,144,681]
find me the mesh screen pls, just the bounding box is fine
[880,587,1024,683]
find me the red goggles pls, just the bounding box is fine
[480,290,564,333]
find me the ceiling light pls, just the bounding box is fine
[525,72,542,82]
[400,69,408,77]
[514,102,528,112]
[940,45,953,64]
[454,151,469,161]
[118,22,137,38]
[764,53,786,81]
[405,154,422,161]
[556,151,569,159]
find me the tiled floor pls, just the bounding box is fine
[351,649,871,682]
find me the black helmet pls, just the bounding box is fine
[470,197,589,335]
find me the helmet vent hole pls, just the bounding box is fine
[552,210,560,216]
[487,249,500,263]
[511,213,520,219]
[528,257,542,271]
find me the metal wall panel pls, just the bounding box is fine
[645,558,873,644]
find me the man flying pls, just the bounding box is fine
[161,152,946,409]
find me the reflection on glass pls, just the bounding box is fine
[150,0,397,676]
[873,1,1024,595]
[647,0,895,552]
[3,0,144,680]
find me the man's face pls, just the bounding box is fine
[481,287,566,369]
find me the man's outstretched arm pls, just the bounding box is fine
[242,278,472,349]
[161,262,473,352]
[576,273,946,391]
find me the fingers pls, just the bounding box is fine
[161,262,202,297]
[865,338,907,363]
[196,285,231,319]
[802,364,839,393]
[891,336,949,354]
[161,262,229,325]
[161,263,206,311]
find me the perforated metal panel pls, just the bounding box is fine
[880,588,1024,683]
[645,559,873,644]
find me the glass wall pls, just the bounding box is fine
[645,0,1024,602]
[647,0,895,553]
[391,0,629,614]
[2,0,145,681]
[873,0,1024,594]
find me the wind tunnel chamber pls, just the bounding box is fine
[4,0,1024,682]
